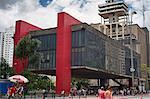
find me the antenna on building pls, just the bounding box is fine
[126,0,150,27]
[140,0,150,27]
[142,0,145,27]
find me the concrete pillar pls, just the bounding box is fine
[97,79,100,87]
[110,24,112,38]
[100,79,108,87]
[116,23,119,40]
[129,78,132,88]
[104,25,106,35]
[122,24,125,39]
[56,12,81,95]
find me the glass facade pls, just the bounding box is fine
[28,34,56,70]
[72,30,85,66]
[28,24,140,77]
[84,29,106,69]
[105,41,125,74]
[125,47,140,77]
[71,29,106,69]
[71,27,124,74]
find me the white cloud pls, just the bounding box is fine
[58,0,102,23]
[52,0,74,7]
[0,0,149,32]
[0,0,58,31]
[125,0,150,28]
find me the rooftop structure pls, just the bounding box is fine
[99,0,128,19]
[98,0,131,42]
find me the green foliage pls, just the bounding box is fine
[15,36,41,59]
[14,34,55,91]
[28,52,40,68]
[141,64,150,78]
[15,36,41,67]
[72,78,89,90]
[15,36,54,91]
[0,58,14,79]
[23,70,55,91]
[141,64,147,71]
[148,67,150,75]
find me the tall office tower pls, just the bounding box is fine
[0,32,4,63]
[3,27,14,67]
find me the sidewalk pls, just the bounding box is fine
[67,94,150,99]
[59,95,149,99]
[1,94,150,99]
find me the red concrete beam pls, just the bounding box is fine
[56,12,81,95]
[13,20,42,74]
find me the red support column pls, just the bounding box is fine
[13,20,41,74]
[56,12,81,95]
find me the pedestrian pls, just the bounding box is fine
[105,86,113,99]
[7,84,16,99]
[15,84,24,99]
[98,86,105,99]
[19,84,24,96]
[42,89,46,99]
[61,90,65,97]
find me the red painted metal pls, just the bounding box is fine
[56,12,81,95]
[13,20,42,74]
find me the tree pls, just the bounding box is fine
[72,78,90,90]
[23,69,55,91]
[15,36,55,91]
[0,58,14,79]
[15,36,41,69]
[141,64,148,77]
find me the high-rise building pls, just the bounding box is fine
[91,0,150,90]
[0,32,4,63]
[3,27,14,67]
[98,0,129,40]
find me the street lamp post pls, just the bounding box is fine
[129,11,137,90]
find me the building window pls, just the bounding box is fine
[29,34,56,70]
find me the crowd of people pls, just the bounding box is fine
[113,88,133,96]
[6,82,146,99]
[7,82,24,99]
[97,86,146,99]
[67,86,113,99]
[98,86,113,99]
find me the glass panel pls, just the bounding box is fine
[84,30,106,70]
[29,34,56,69]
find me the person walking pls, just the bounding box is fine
[105,86,113,99]
[7,84,16,99]
[98,87,105,99]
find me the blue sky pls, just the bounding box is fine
[39,0,53,7]
[0,0,150,32]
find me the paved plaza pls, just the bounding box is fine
[22,94,150,99]
[55,95,149,99]
[1,94,150,99]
